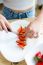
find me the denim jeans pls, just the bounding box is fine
[3,7,35,20]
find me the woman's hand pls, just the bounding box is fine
[0,14,12,32]
[26,9,43,38]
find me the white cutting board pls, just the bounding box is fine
[0,20,30,62]
[24,34,43,65]
[0,20,43,65]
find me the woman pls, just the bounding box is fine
[3,0,35,19]
[0,0,35,32]
[0,0,43,37]
[0,8,43,37]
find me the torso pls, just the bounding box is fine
[3,0,35,11]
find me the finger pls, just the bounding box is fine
[5,22,12,32]
[0,24,3,31]
[0,19,8,32]
[3,17,18,35]
[3,18,12,32]
[33,32,38,38]
[26,31,34,38]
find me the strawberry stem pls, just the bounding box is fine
[34,57,41,62]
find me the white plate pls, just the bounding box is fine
[0,20,29,62]
[24,34,43,65]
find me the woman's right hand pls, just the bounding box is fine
[0,14,12,32]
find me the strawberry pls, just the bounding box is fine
[18,26,26,34]
[35,52,41,58]
[36,61,43,65]
[17,43,26,48]
[17,26,26,48]
[18,26,22,33]
[18,35,26,41]
[34,52,42,62]
[41,55,43,60]
[34,52,43,65]
[16,40,26,48]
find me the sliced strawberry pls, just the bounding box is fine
[36,61,43,65]
[21,28,26,33]
[18,26,22,33]
[17,43,24,48]
[19,35,26,41]
[17,43,26,48]
[18,26,25,33]
[16,40,26,48]
[17,26,26,48]
[16,40,25,44]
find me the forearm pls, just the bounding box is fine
[26,8,43,34]
[37,8,43,23]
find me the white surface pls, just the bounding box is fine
[0,31,24,62]
[0,20,29,62]
[24,34,43,65]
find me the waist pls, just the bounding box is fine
[3,6,35,19]
[3,1,34,12]
[4,4,34,13]
[4,6,33,13]
[11,7,33,13]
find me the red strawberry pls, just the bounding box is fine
[18,26,22,33]
[18,26,26,34]
[17,26,26,48]
[17,43,26,48]
[35,52,41,58]
[16,40,26,48]
[36,61,43,65]
[41,55,43,60]
[19,35,26,41]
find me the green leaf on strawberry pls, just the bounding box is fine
[34,56,41,62]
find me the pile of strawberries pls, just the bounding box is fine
[34,52,43,65]
[16,27,26,48]
[16,26,38,48]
